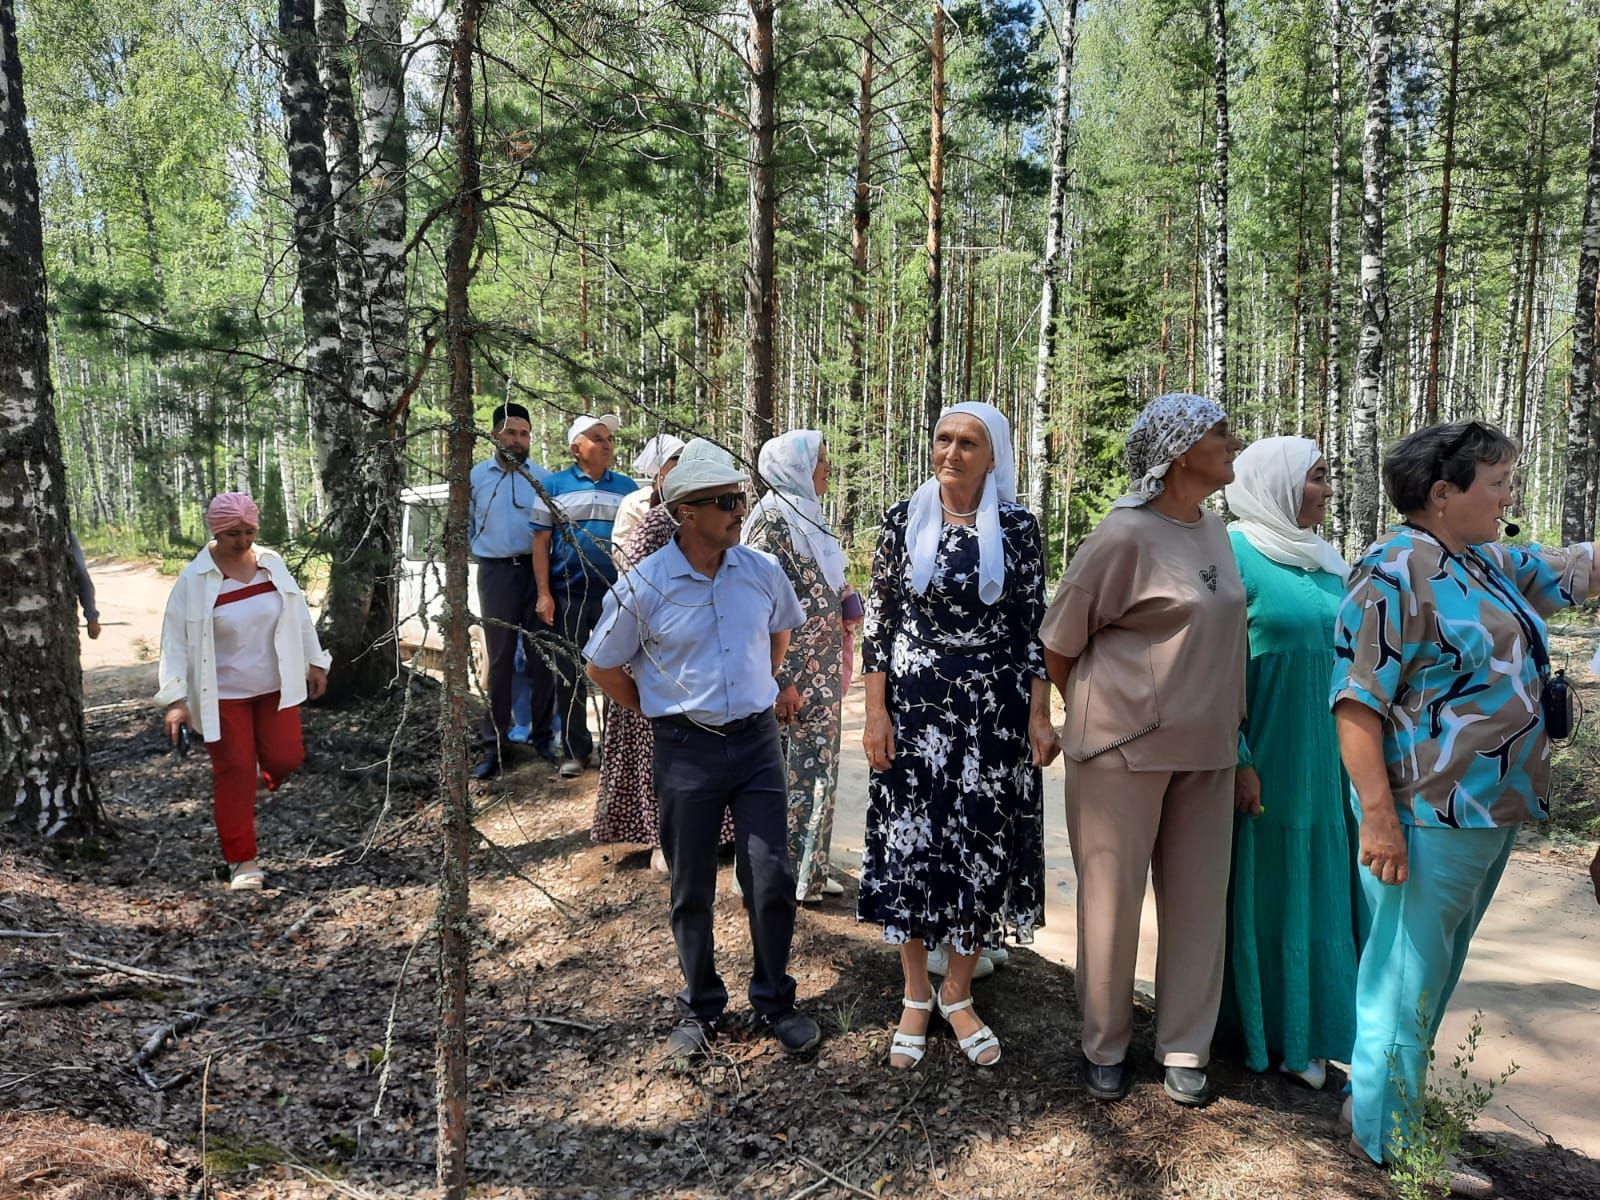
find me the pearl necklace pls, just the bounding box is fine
[940,492,980,518]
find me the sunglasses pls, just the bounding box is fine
[679,492,748,512]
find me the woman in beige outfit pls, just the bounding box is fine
[1041,393,1247,1108]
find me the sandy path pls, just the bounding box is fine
[80,558,1600,1158]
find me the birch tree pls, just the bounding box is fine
[1326,0,1348,549]
[1351,0,1396,549]
[0,0,99,835]
[1030,0,1080,562]
[1562,26,1600,542]
[841,27,874,547]
[923,2,946,437]
[1206,0,1230,403]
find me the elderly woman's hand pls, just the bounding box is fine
[863,707,896,771]
[1028,709,1060,768]
[1358,809,1409,886]
[306,665,328,701]
[1233,765,1262,816]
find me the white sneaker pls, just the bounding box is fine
[229,860,265,891]
[819,876,845,896]
[980,945,1010,968]
[650,847,668,874]
[1278,1057,1327,1090]
[926,945,995,979]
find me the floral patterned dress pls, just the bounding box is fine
[591,506,733,847]
[742,505,845,899]
[857,500,1047,954]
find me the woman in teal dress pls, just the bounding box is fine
[1221,436,1358,1088]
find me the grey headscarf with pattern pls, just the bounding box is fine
[1112,392,1228,508]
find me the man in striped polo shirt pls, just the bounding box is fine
[532,413,636,778]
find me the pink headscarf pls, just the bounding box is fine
[206,492,261,534]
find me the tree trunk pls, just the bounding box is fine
[1515,78,1550,448]
[1351,0,1395,549]
[1326,0,1348,551]
[842,29,874,548]
[436,4,480,1193]
[317,0,363,388]
[1030,0,1080,566]
[1206,0,1230,403]
[742,0,777,468]
[923,2,946,437]
[1564,35,1600,542]
[1422,0,1461,422]
[0,0,100,835]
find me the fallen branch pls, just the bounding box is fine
[783,1077,930,1200]
[65,950,198,987]
[275,903,323,944]
[795,1155,880,1200]
[0,1065,93,1092]
[532,1015,604,1033]
[0,984,139,1011]
[0,929,64,939]
[131,997,227,1089]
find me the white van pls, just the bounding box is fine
[397,483,487,688]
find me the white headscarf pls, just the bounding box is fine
[632,433,685,479]
[747,430,850,590]
[907,401,1015,606]
[1224,436,1349,579]
[1112,392,1228,507]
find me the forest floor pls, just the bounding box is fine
[2,559,1599,1200]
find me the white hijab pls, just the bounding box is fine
[747,430,849,590]
[1224,436,1349,579]
[907,401,1015,606]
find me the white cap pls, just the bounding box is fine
[659,438,749,506]
[565,412,621,446]
[632,433,686,477]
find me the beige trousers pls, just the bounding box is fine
[1064,750,1235,1068]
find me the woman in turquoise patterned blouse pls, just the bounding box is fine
[1221,437,1357,1092]
[1332,421,1595,1195]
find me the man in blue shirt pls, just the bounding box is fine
[469,403,552,779]
[585,439,821,1064]
[532,413,636,778]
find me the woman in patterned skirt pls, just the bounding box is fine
[859,402,1058,1069]
[743,430,859,902]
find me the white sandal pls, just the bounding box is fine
[889,995,935,1068]
[937,988,1001,1066]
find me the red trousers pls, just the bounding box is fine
[205,692,304,863]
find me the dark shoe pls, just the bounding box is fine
[1163,1065,1212,1106]
[759,1009,821,1055]
[662,1019,716,1065]
[558,756,588,779]
[471,753,503,780]
[1081,1056,1128,1101]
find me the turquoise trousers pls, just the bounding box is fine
[1349,816,1517,1163]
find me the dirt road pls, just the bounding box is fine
[80,557,1600,1160]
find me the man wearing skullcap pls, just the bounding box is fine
[469,402,555,779]
[531,413,636,778]
[585,439,821,1064]
[155,493,331,891]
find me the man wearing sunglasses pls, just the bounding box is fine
[584,439,821,1064]
[470,402,554,780]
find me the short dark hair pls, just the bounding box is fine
[491,402,531,431]
[1382,420,1519,514]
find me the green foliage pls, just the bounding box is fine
[1386,1009,1516,1200]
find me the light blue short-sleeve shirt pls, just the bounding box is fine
[469,457,549,560]
[584,538,806,724]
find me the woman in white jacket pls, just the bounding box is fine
[156,493,331,890]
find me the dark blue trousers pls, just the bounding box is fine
[475,558,553,756]
[551,583,606,761]
[652,711,797,1023]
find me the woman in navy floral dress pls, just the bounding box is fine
[859,402,1057,1070]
